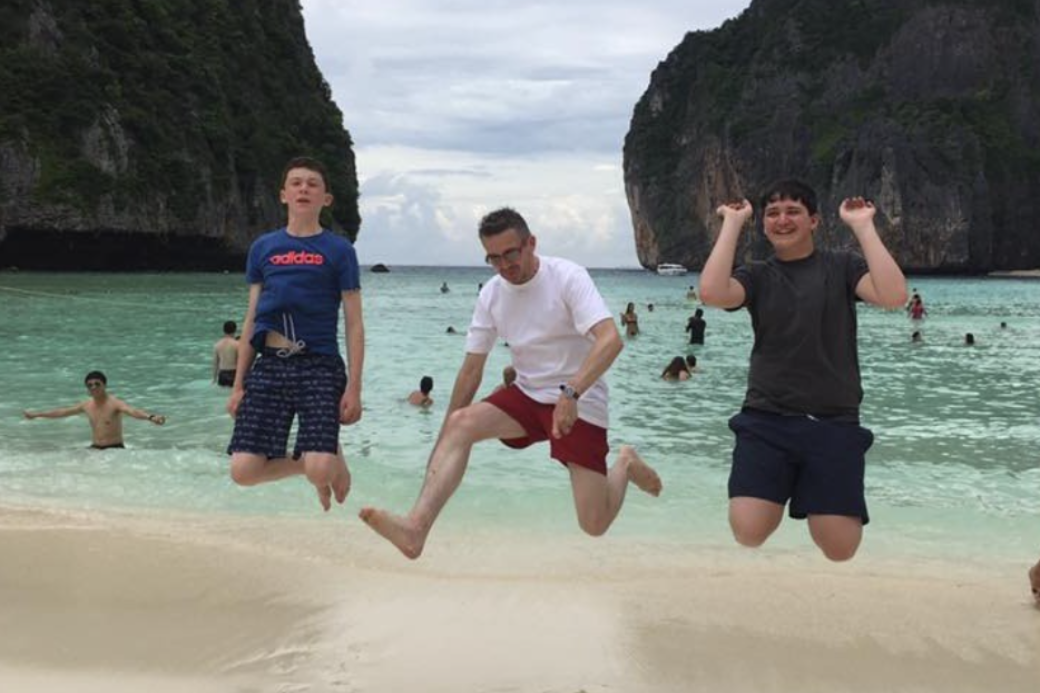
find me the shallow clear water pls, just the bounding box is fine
[0,269,1037,561]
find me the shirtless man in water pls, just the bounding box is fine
[212,320,239,387]
[360,207,661,559]
[23,371,166,448]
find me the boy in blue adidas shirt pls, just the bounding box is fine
[227,157,364,511]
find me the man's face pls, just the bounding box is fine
[762,197,818,258]
[85,379,106,397]
[482,229,536,284]
[280,168,332,214]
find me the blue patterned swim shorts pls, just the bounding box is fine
[228,348,346,459]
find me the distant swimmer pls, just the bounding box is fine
[407,376,434,407]
[440,282,450,293]
[23,371,166,449]
[700,180,907,562]
[1000,321,1008,329]
[446,326,458,334]
[620,302,639,337]
[965,332,975,346]
[492,365,517,393]
[213,320,239,387]
[686,308,707,345]
[359,207,661,559]
[225,156,364,512]
[685,354,699,372]
[686,285,698,300]
[908,295,927,321]
[661,356,691,381]
[911,330,923,343]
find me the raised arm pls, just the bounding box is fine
[700,199,753,309]
[117,399,166,425]
[340,290,365,424]
[553,317,623,439]
[23,402,85,419]
[227,284,261,418]
[442,351,489,429]
[840,197,908,309]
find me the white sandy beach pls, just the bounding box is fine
[1,505,1037,693]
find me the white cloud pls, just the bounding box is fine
[302,0,752,266]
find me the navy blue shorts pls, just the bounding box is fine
[228,349,346,459]
[727,408,874,524]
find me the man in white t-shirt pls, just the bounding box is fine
[360,207,661,558]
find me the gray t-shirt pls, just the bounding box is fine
[732,249,869,421]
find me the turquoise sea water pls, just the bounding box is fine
[0,269,1037,562]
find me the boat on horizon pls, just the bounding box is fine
[656,263,688,276]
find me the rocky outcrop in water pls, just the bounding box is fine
[624,0,1040,273]
[0,0,359,270]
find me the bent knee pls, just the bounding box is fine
[230,461,260,486]
[444,408,483,442]
[818,541,860,562]
[729,518,777,547]
[577,512,611,537]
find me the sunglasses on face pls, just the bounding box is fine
[485,242,526,267]
[86,381,104,389]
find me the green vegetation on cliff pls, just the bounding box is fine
[0,0,359,239]
[624,0,1040,271]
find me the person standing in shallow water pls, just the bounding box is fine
[213,320,239,387]
[686,308,707,345]
[23,371,166,449]
[226,156,365,512]
[620,302,639,337]
[700,180,907,562]
[360,207,661,559]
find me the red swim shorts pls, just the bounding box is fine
[483,385,608,475]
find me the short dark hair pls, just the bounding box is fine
[759,179,818,216]
[223,320,236,335]
[479,207,530,239]
[685,354,697,368]
[694,308,703,318]
[420,376,434,394]
[84,370,107,384]
[281,156,329,189]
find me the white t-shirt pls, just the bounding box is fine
[466,255,614,428]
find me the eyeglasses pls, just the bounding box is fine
[86,381,104,389]
[485,243,526,267]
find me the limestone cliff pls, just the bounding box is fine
[624,0,1040,272]
[0,0,359,270]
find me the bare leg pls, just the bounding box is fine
[1029,559,1040,606]
[359,403,524,559]
[303,449,350,512]
[729,497,784,548]
[569,445,661,537]
[230,452,304,486]
[807,514,863,562]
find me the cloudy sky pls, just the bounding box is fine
[301,1,752,267]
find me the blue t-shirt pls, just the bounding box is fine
[246,228,361,356]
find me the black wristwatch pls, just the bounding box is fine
[559,384,580,400]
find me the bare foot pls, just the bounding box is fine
[333,449,351,505]
[620,445,662,497]
[359,507,425,559]
[1029,560,1040,607]
[316,484,332,512]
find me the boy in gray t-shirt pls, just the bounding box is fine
[699,179,907,562]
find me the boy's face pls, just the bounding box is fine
[280,167,333,216]
[762,197,818,259]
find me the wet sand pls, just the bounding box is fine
[1,505,1037,692]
